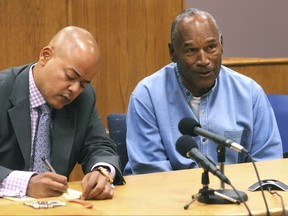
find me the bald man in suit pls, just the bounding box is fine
[0,26,125,200]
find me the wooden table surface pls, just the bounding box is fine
[1,158,288,215]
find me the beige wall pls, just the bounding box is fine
[186,0,288,58]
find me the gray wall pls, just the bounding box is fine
[186,0,288,58]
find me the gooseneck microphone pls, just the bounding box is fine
[176,135,231,185]
[178,117,249,154]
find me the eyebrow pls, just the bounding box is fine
[183,38,218,46]
[67,68,91,84]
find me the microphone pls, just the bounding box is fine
[176,135,231,185]
[178,117,249,154]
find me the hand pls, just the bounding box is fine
[80,170,114,200]
[27,172,68,198]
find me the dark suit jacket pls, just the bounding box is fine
[0,64,125,184]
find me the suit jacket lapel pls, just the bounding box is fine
[52,107,77,175]
[8,68,32,170]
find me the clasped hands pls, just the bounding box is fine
[27,168,114,200]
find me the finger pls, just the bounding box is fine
[46,189,65,197]
[49,180,69,193]
[84,180,105,199]
[81,172,107,200]
[80,174,98,200]
[42,173,68,193]
[87,182,114,200]
[94,183,114,200]
[81,170,115,200]
[45,172,68,185]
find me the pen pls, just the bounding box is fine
[41,157,56,173]
[41,157,71,196]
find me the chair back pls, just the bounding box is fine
[107,113,128,172]
[267,94,288,157]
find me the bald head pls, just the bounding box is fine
[48,26,100,73]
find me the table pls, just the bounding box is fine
[1,158,288,215]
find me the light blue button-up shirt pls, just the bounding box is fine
[124,63,283,175]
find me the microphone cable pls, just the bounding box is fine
[226,182,252,216]
[267,187,286,216]
[247,153,271,216]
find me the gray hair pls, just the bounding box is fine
[170,8,221,46]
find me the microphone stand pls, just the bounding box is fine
[215,145,248,203]
[184,147,249,209]
[217,145,226,189]
[184,170,240,210]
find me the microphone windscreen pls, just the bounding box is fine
[178,117,201,136]
[176,135,198,158]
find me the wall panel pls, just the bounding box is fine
[0,0,68,69]
[68,0,184,126]
[223,58,288,94]
[68,0,184,181]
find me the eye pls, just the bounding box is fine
[207,44,217,52]
[185,47,198,55]
[65,70,78,81]
[80,82,86,89]
[66,74,74,81]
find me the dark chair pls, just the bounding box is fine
[107,113,128,173]
[267,94,288,158]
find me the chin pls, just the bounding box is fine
[49,101,64,110]
[55,105,64,110]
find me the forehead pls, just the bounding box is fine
[58,50,99,81]
[176,15,219,44]
[54,37,100,81]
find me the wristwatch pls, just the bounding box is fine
[95,166,114,184]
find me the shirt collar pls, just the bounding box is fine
[174,64,192,104]
[29,63,46,109]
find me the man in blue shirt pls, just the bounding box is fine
[124,8,283,175]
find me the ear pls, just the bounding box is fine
[220,35,224,54]
[39,46,52,65]
[168,43,177,62]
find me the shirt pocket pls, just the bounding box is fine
[224,129,250,146]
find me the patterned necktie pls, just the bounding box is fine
[32,104,52,173]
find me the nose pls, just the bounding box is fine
[196,50,210,66]
[68,81,81,94]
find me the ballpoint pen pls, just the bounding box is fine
[41,157,56,173]
[41,157,73,197]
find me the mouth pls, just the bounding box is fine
[196,70,213,77]
[61,95,72,103]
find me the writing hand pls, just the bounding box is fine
[27,172,68,198]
